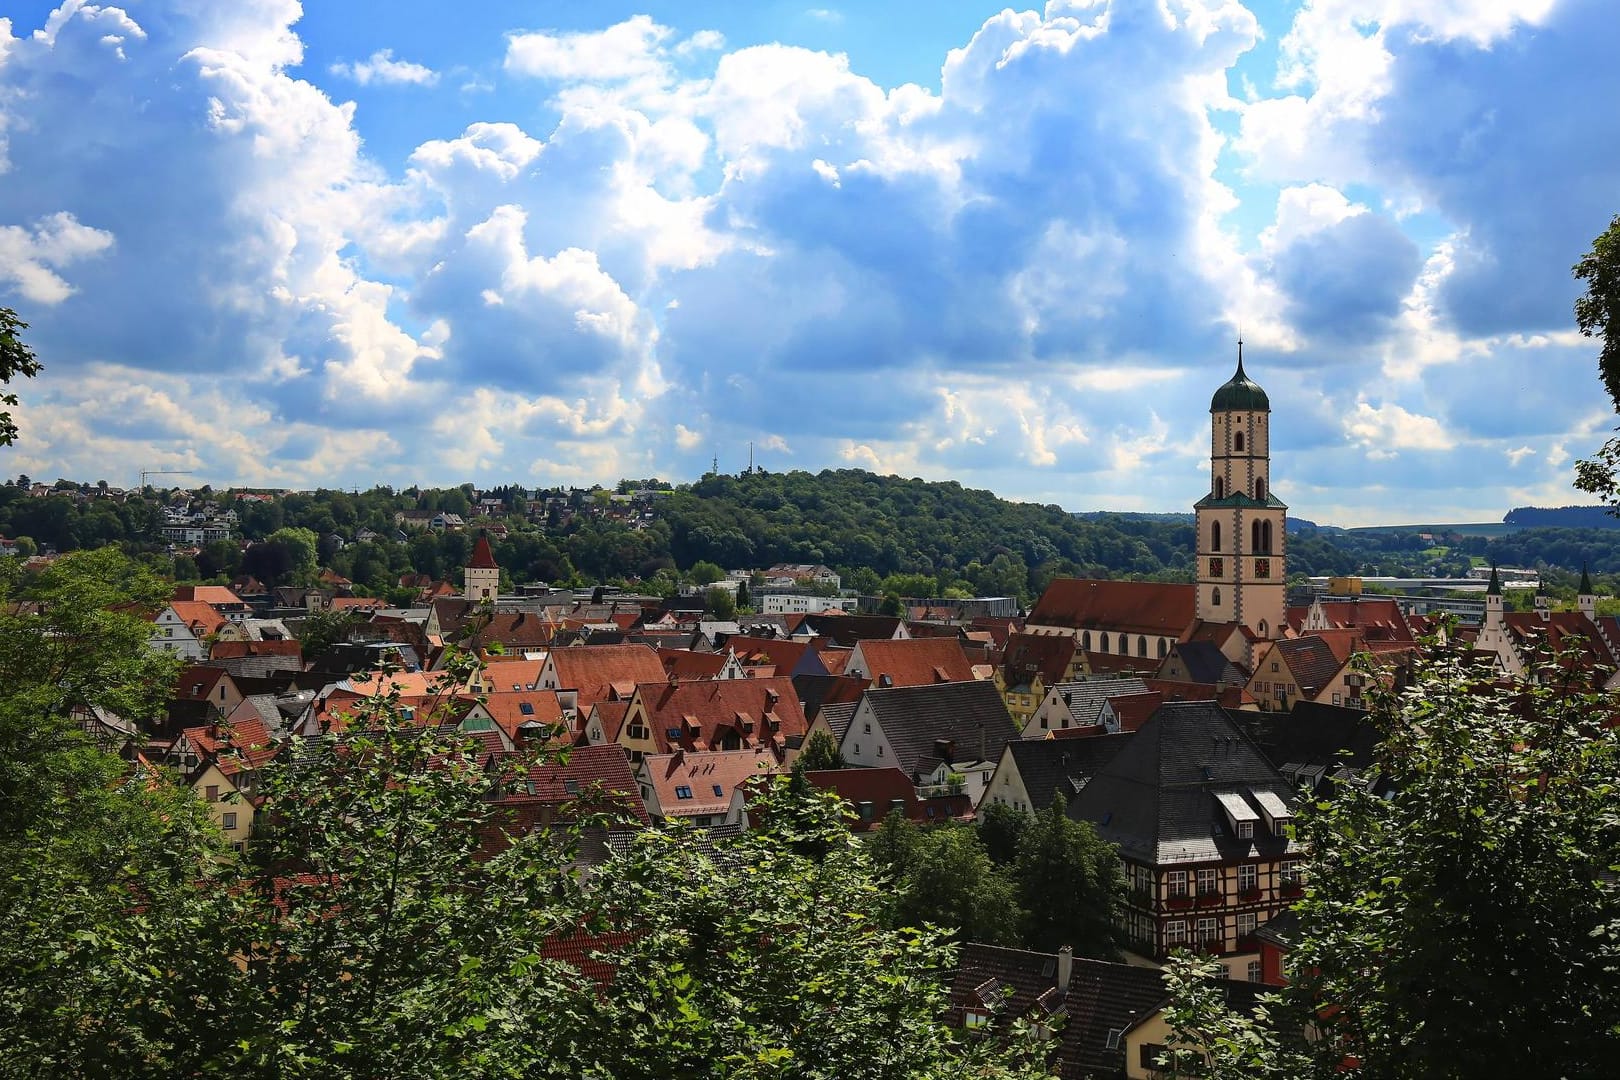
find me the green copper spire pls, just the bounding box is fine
[1580,563,1594,596]
[1487,565,1502,596]
[1210,340,1270,412]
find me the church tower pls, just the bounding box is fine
[464,531,500,604]
[1195,345,1287,639]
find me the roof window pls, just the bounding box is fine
[675,785,693,800]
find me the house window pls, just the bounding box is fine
[1196,868,1219,896]
[675,785,693,800]
[205,785,220,802]
[864,721,871,733]
[1236,820,1253,839]
[1167,870,1188,898]
[878,745,885,757]
[1165,920,1188,945]
[1282,860,1303,887]
[1211,587,1222,607]
[1237,912,1258,938]
[1238,864,1258,893]
[1332,693,1342,705]
[853,743,861,756]
[1247,960,1262,982]
[222,812,237,830]
[1196,917,1221,945]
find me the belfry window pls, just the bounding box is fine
[1211,587,1222,608]
[1215,476,1226,500]
[1255,478,1266,501]
[1211,521,1222,552]
[1234,431,1245,452]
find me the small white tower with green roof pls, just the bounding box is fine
[1195,343,1287,639]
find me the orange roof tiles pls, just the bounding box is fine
[548,644,667,711]
[634,676,809,756]
[645,746,779,816]
[468,532,499,569]
[1029,578,1197,637]
[849,637,976,688]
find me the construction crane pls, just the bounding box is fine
[139,468,195,490]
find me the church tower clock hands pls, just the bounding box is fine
[1195,344,1286,640]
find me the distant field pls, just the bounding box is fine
[1346,522,1526,538]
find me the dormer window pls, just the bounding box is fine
[1237,820,1253,839]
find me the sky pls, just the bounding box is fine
[0,0,1615,527]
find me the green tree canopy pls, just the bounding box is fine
[1012,792,1126,958]
[0,308,42,446]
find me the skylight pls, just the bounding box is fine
[675,785,693,799]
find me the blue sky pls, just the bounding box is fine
[0,0,1614,526]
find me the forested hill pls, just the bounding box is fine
[1503,506,1620,529]
[663,470,1194,596]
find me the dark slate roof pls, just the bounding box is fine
[948,943,1170,1079]
[818,702,858,743]
[1066,700,1299,865]
[1210,352,1269,412]
[1269,636,1344,697]
[792,672,867,722]
[1165,641,1245,685]
[1237,701,1382,796]
[798,613,902,646]
[863,679,1018,778]
[1006,734,1135,813]
[1048,678,1152,727]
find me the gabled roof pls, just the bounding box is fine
[211,639,303,662]
[1159,640,1245,685]
[801,767,971,830]
[1267,635,1349,697]
[1238,701,1381,792]
[643,747,779,816]
[1288,597,1414,642]
[635,676,809,755]
[850,637,975,687]
[792,672,867,721]
[797,613,903,646]
[659,648,727,680]
[164,600,232,636]
[949,943,1173,1078]
[548,644,667,710]
[724,635,827,677]
[860,679,1018,778]
[175,665,235,702]
[1067,701,1298,865]
[1028,578,1197,638]
[1044,678,1152,728]
[173,585,247,607]
[1499,611,1620,685]
[494,743,648,825]
[589,700,631,744]
[1000,632,1078,688]
[476,690,567,743]
[1005,734,1134,813]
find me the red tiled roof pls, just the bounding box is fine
[800,766,973,831]
[492,743,648,827]
[850,637,976,688]
[549,644,668,711]
[330,596,386,612]
[469,532,499,569]
[644,746,779,816]
[539,930,641,991]
[660,649,727,680]
[165,600,231,635]
[725,635,814,676]
[475,690,568,743]
[211,639,303,661]
[1000,632,1078,688]
[174,665,233,701]
[589,700,631,743]
[635,675,810,756]
[173,585,246,606]
[1029,578,1197,637]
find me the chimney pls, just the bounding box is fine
[1056,945,1073,991]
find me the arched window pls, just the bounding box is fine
[1138,635,1148,657]
[1258,620,1269,638]
[1255,478,1266,501]
[1158,638,1168,658]
[1119,635,1129,655]
[1082,631,1091,651]
[1215,476,1226,500]
[1234,431,1245,452]
[1099,633,1109,653]
[1263,520,1273,553]
[1252,520,1263,553]
[1211,587,1222,608]
[1211,521,1222,552]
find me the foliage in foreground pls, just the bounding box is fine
[1163,639,1620,1079]
[0,555,1050,1079]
